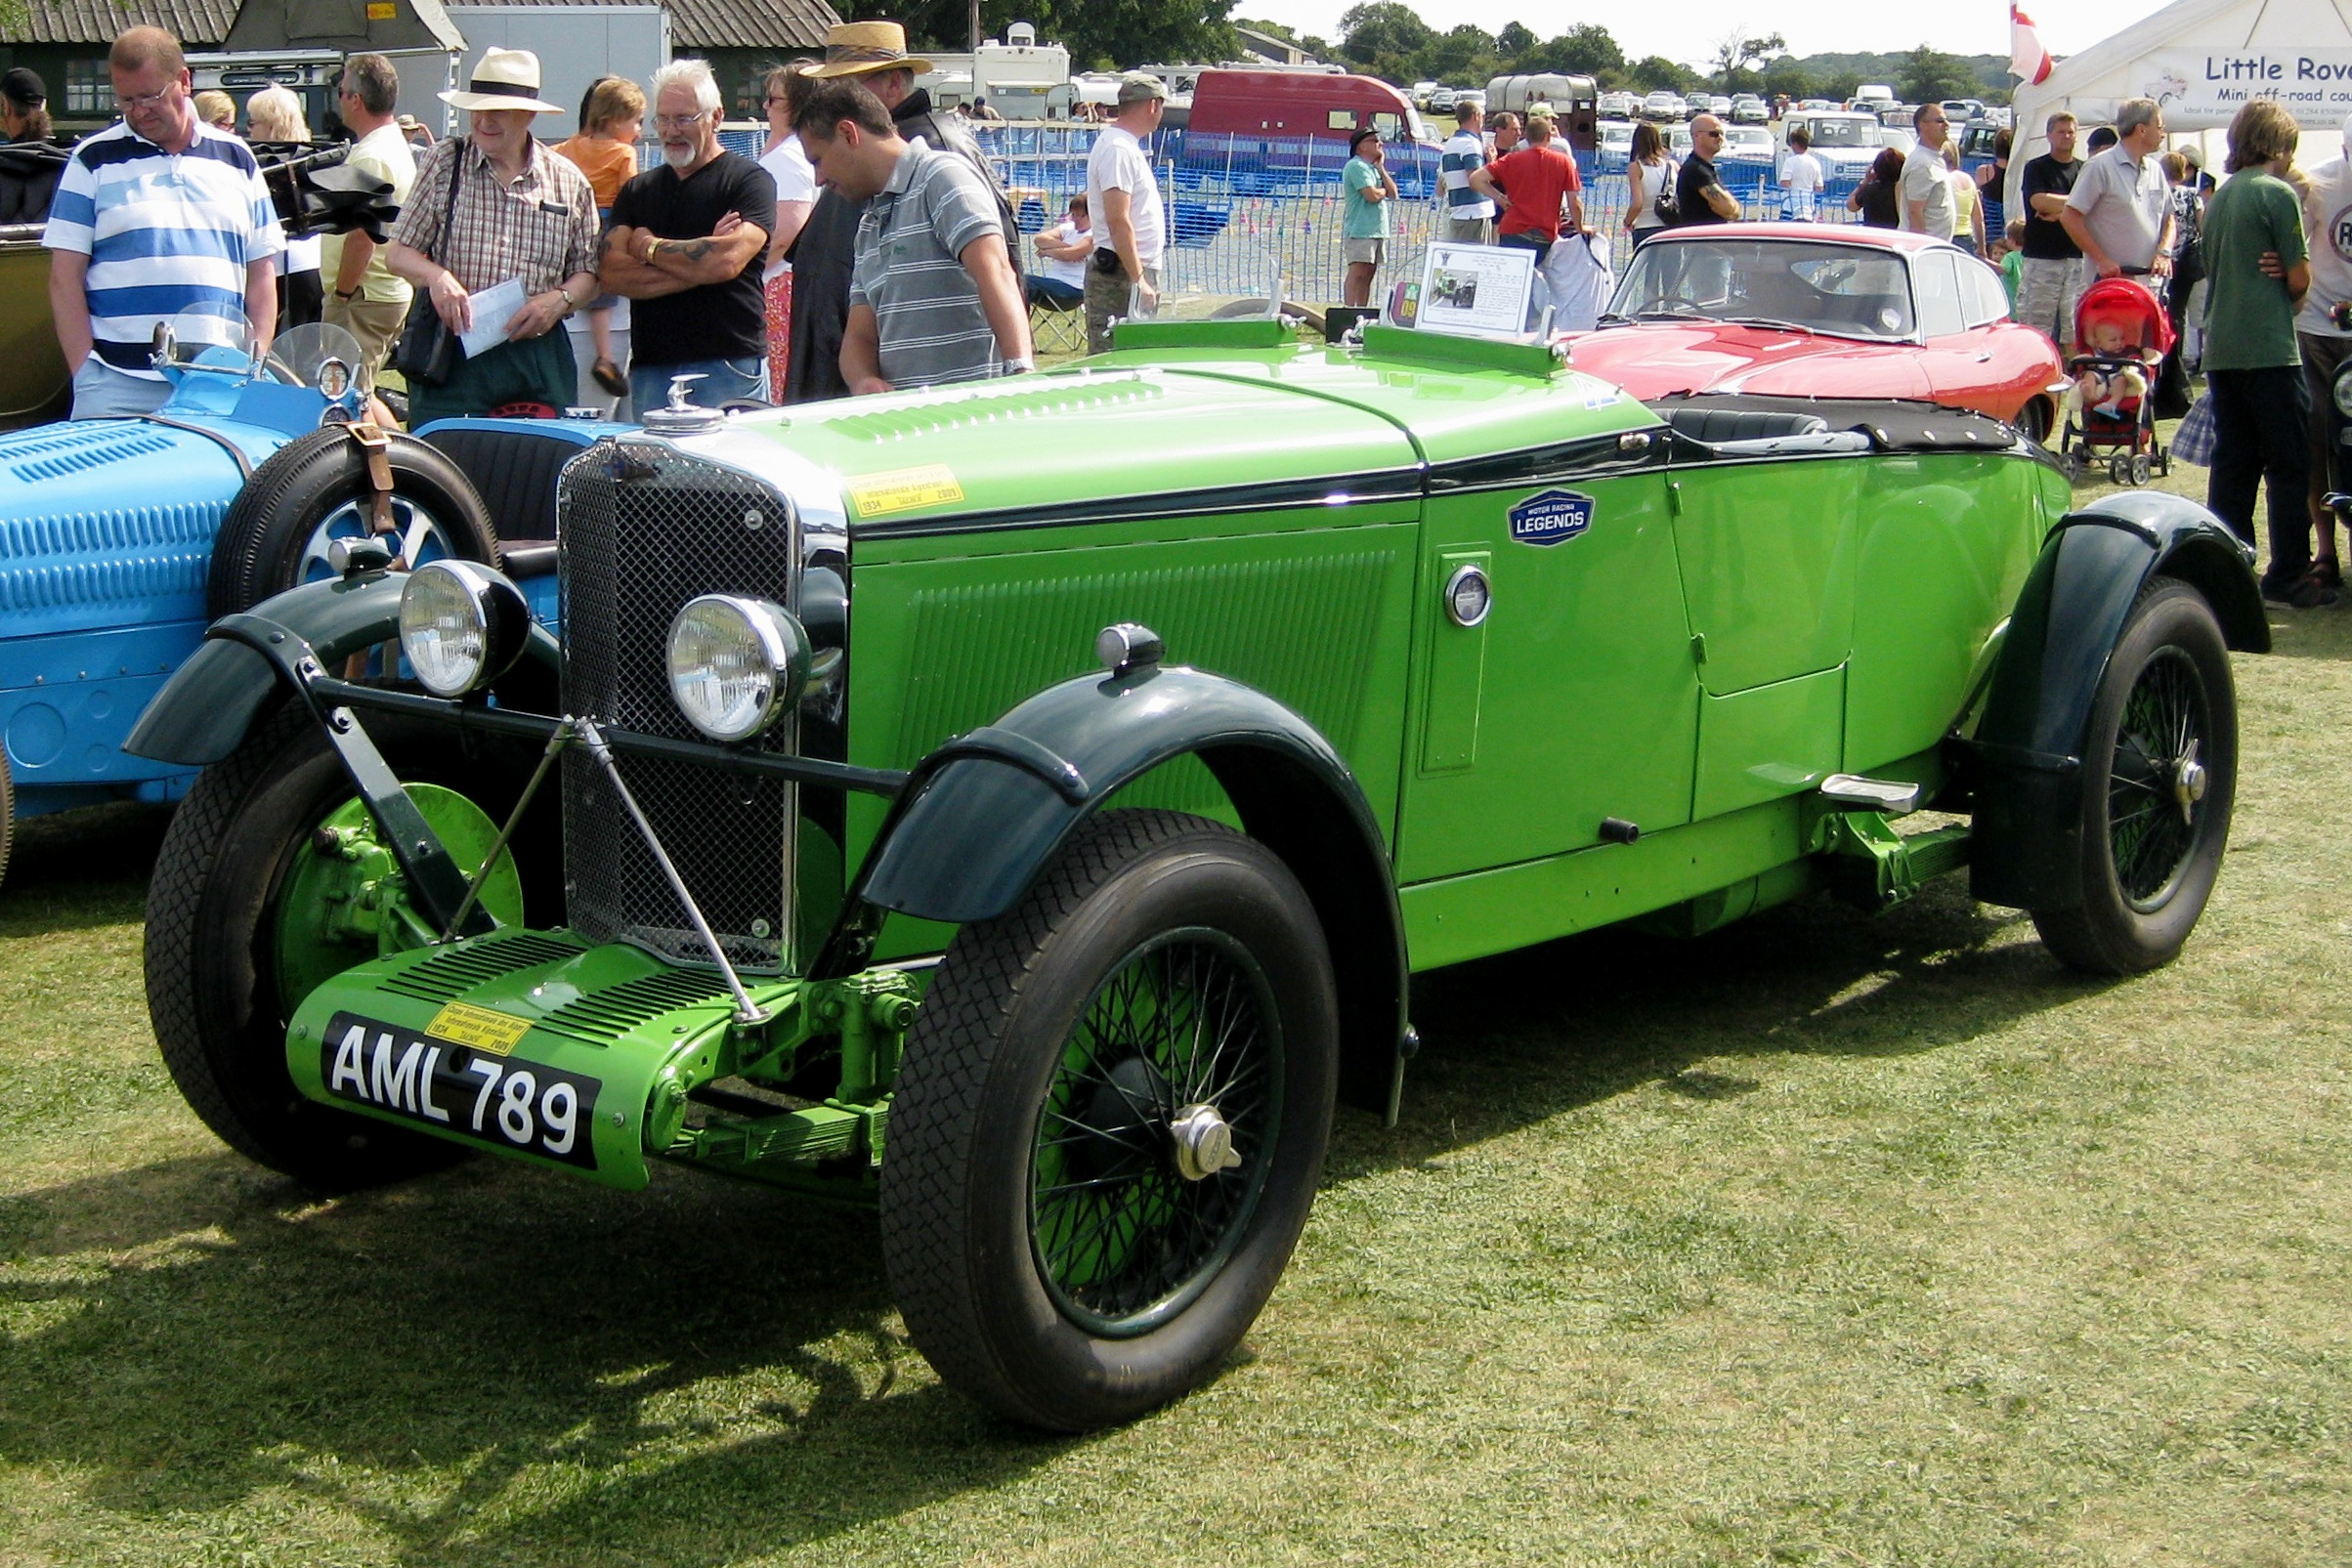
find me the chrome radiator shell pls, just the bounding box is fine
[556,434,803,972]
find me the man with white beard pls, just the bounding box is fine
[598,58,775,409]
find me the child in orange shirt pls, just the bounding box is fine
[554,76,645,397]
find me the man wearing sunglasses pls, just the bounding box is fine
[1674,115,1742,226]
[600,58,776,410]
[44,25,282,419]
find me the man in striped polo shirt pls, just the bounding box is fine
[44,26,282,420]
[794,76,1030,393]
[1439,102,1494,244]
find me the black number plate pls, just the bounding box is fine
[321,1012,603,1169]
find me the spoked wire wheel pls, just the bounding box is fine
[883,809,1338,1431]
[1031,929,1283,1337]
[2031,579,2237,974]
[2105,645,2210,911]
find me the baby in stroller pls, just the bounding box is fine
[2059,276,2175,484]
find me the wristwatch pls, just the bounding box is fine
[1002,356,1036,374]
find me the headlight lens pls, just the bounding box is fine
[2333,364,2352,420]
[665,594,811,742]
[399,560,528,698]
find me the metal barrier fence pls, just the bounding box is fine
[969,125,1880,306]
[716,121,1890,310]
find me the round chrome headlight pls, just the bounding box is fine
[665,594,811,742]
[2332,362,2352,420]
[399,560,529,698]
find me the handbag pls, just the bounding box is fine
[393,147,466,387]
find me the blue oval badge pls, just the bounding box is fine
[1508,488,1595,546]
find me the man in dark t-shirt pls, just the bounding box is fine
[597,62,774,410]
[2014,111,2083,345]
[1673,115,1741,226]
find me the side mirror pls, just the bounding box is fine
[150,319,176,370]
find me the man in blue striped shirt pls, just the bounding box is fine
[44,26,282,419]
[1439,103,1495,244]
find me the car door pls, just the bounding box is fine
[1915,247,2009,417]
[1393,439,1699,884]
[1667,445,1862,821]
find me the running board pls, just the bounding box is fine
[1817,774,1922,815]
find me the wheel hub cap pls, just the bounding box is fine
[1170,1103,1242,1182]
[2173,741,2206,825]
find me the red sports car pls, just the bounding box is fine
[1567,224,2070,443]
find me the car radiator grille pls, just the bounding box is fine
[557,438,800,972]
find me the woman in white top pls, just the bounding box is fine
[759,63,819,399]
[246,86,322,329]
[1625,121,1673,250]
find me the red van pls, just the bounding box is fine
[1187,69,1434,147]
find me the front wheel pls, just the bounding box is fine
[2031,579,2238,974]
[881,810,1339,1431]
[145,702,559,1188]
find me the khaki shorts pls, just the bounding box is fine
[1344,237,1385,267]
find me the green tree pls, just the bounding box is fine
[1628,54,1696,93]
[1761,56,1817,103]
[1518,22,1625,79]
[1425,23,1497,81]
[1496,21,1537,61]
[1337,1,1436,75]
[1897,45,1976,106]
[889,0,1236,71]
[1709,28,1784,86]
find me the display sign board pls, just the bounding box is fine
[1402,241,1538,339]
[2141,49,2352,124]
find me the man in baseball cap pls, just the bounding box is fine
[782,20,1016,403]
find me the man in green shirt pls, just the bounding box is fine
[1341,127,1396,307]
[2202,99,2323,604]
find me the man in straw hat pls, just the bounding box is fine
[46,26,282,418]
[782,20,1016,403]
[385,47,602,424]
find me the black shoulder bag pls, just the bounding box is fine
[393,146,467,387]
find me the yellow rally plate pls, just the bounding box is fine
[846,463,964,518]
[425,1001,532,1056]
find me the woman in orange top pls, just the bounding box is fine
[553,76,644,397]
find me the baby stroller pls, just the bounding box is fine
[2058,275,2175,484]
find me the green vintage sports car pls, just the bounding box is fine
[127,319,2266,1431]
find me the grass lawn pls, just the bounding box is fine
[2,452,2348,1566]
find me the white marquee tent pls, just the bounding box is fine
[2010,0,2352,189]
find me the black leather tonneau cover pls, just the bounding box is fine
[1650,393,2019,453]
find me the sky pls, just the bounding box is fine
[1235,0,2181,73]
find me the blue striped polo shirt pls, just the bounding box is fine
[44,119,283,376]
[1440,129,1495,221]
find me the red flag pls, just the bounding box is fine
[2011,2,2054,85]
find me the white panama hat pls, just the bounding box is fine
[440,48,564,113]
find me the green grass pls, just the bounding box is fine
[4,456,2351,1565]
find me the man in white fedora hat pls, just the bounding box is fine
[782,19,1015,402]
[385,47,602,424]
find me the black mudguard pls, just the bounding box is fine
[861,662,1411,1119]
[124,572,559,767]
[1968,491,2267,911]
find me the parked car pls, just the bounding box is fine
[1641,90,1686,121]
[1705,94,1733,116]
[1599,89,1638,119]
[1779,109,1885,177]
[1942,97,1988,122]
[1731,94,1770,124]
[1720,124,1775,161]
[129,301,2259,1436]
[1596,120,1634,169]
[1872,125,1919,156]
[1428,86,1458,113]
[1569,225,2071,441]
[0,308,598,885]
[1411,79,1438,106]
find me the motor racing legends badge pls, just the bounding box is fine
[1507,488,1596,546]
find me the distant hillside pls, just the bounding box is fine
[1792,52,2016,102]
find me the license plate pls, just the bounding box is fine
[321,1012,603,1169]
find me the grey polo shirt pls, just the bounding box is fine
[2065,143,2169,278]
[849,142,1006,389]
